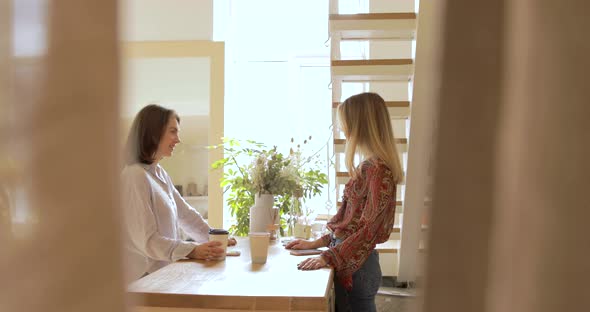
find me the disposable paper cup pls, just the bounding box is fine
[249,232,270,264]
[209,228,229,260]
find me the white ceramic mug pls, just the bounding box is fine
[249,232,270,264]
[208,228,229,260]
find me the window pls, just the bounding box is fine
[220,0,381,225]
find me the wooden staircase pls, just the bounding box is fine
[328,0,426,260]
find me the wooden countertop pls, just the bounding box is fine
[128,238,334,311]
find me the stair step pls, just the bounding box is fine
[376,240,426,254]
[392,225,428,233]
[328,211,429,233]
[336,199,430,214]
[337,200,403,208]
[338,200,404,213]
[331,59,414,81]
[336,171,405,185]
[334,138,408,153]
[330,13,417,40]
[333,101,410,118]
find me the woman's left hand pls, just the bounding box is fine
[297,256,328,270]
[228,237,237,246]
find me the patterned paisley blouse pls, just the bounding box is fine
[319,158,397,290]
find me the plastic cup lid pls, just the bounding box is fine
[209,228,229,235]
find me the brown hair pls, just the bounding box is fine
[125,104,180,165]
[337,92,403,183]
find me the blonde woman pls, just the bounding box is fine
[286,93,402,311]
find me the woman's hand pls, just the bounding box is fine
[285,239,318,250]
[228,237,237,246]
[188,241,224,260]
[297,256,328,270]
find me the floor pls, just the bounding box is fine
[375,277,417,312]
[376,287,416,312]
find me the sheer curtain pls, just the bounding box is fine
[1,1,127,311]
[421,1,590,312]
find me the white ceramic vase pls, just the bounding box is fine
[249,193,275,233]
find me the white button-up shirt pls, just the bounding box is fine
[121,163,210,281]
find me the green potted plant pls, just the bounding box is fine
[210,137,328,236]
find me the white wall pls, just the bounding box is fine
[121,57,212,199]
[160,116,210,196]
[120,115,210,193]
[119,0,213,41]
[119,1,215,200]
[121,57,211,118]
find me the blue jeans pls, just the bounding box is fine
[331,238,382,312]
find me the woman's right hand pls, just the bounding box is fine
[188,241,224,260]
[285,239,318,250]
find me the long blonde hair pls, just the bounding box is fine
[337,92,403,183]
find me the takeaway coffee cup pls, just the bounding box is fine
[208,228,229,260]
[249,232,270,264]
